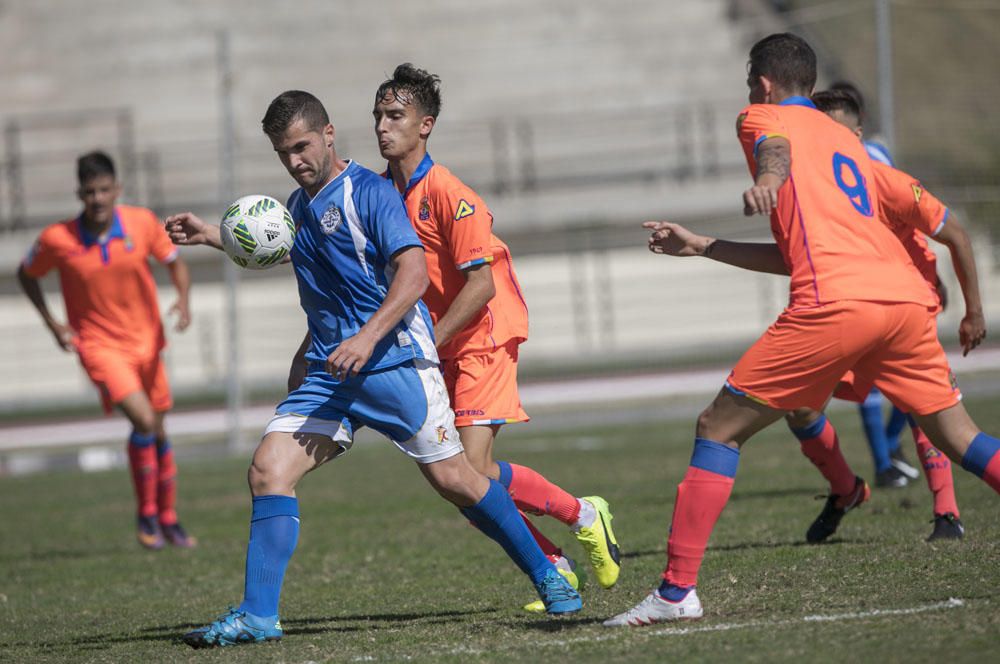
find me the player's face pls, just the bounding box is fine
[77,174,120,226]
[270,118,335,194]
[373,91,433,161]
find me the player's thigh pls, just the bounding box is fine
[117,389,157,433]
[912,402,979,463]
[140,354,173,414]
[458,424,500,477]
[250,428,347,495]
[697,387,786,446]
[727,302,877,413]
[79,347,143,416]
[860,303,960,417]
[353,360,465,464]
[444,343,529,428]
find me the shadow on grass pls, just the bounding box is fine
[619,537,866,561]
[728,486,822,501]
[286,607,498,626]
[0,545,129,564]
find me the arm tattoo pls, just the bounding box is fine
[756,141,791,183]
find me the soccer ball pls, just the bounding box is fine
[219,195,296,269]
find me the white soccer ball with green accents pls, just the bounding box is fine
[219,194,296,270]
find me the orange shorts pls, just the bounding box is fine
[727,300,960,416]
[78,347,173,415]
[441,340,529,427]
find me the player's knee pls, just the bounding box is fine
[422,459,482,506]
[131,414,157,436]
[247,455,296,496]
[695,406,719,439]
[786,408,819,430]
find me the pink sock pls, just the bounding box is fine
[792,418,857,496]
[506,463,581,525]
[157,441,179,525]
[664,466,735,587]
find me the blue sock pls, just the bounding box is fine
[461,479,553,584]
[239,495,300,618]
[858,389,892,473]
[961,432,1000,478]
[128,431,156,448]
[885,406,908,450]
[657,579,693,601]
[496,461,513,489]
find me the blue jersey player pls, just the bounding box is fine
[166,90,580,648]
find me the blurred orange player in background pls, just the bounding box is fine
[18,150,196,550]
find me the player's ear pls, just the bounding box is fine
[324,123,335,148]
[759,75,775,102]
[854,127,864,139]
[420,115,435,140]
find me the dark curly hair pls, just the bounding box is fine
[748,33,816,95]
[374,63,442,118]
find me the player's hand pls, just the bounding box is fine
[325,332,376,380]
[47,321,77,352]
[743,184,779,216]
[643,221,713,257]
[165,212,211,246]
[959,310,986,356]
[169,298,191,332]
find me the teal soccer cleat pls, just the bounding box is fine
[534,568,583,615]
[182,607,282,648]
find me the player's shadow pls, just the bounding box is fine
[287,607,496,626]
[728,486,821,501]
[518,615,607,631]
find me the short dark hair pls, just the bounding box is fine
[77,151,115,184]
[811,89,862,125]
[374,63,442,119]
[748,33,817,95]
[829,80,866,122]
[262,90,331,137]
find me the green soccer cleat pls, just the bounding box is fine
[574,496,622,588]
[523,555,583,613]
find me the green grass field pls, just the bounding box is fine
[1,396,998,663]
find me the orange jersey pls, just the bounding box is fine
[871,160,946,292]
[392,155,528,360]
[22,205,177,357]
[737,98,934,310]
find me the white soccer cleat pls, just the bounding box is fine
[602,589,703,627]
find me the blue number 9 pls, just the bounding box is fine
[832,152,873,217]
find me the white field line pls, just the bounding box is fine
[351,598,968,661]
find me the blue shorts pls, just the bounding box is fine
[271,358,463,464]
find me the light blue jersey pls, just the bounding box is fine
[285,160,437,374]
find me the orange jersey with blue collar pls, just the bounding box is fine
[737,98,934,310]
[21,205,177,357]
[390,155,528,360]
[871,160,946,293]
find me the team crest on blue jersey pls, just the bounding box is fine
[419,196,430,221]
[454,199,475,221]
[320,206,342,235]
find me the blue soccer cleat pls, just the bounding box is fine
[182,607,283,648]
[534,567,583,615]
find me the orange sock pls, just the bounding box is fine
[498,462,580,525]
[911,426,959,517]
[790,416,856,496]
[663,439,739,588]
[157,440,179,525]
[127,432,158,518]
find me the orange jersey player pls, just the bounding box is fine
[607,33,999,629]
[374,64,621,612]
[17,151,196,550]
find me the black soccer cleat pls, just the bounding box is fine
[889,447,920,480]
[875,465,909,489]
[806,476,870,544]
[927,513,964,542]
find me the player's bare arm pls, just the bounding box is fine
[165,212,223,250]
[16,264,77,352]
[933,215,985,355]
[644,221,789,275]
[325,245,429,379]
[744,137,790,216]
[432,263,496,349]
[165,256,192,332]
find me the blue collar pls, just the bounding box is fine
[77,210,125,247]
[779,95,817,109]
[384,153,434,197]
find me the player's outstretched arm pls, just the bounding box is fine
[932,215,985,355]
[165,212,223,251]
[166,256,192,331]
[325,246,429,379]
[743,137,790,216]
[644,221,789,275]
[16,264,76,351]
